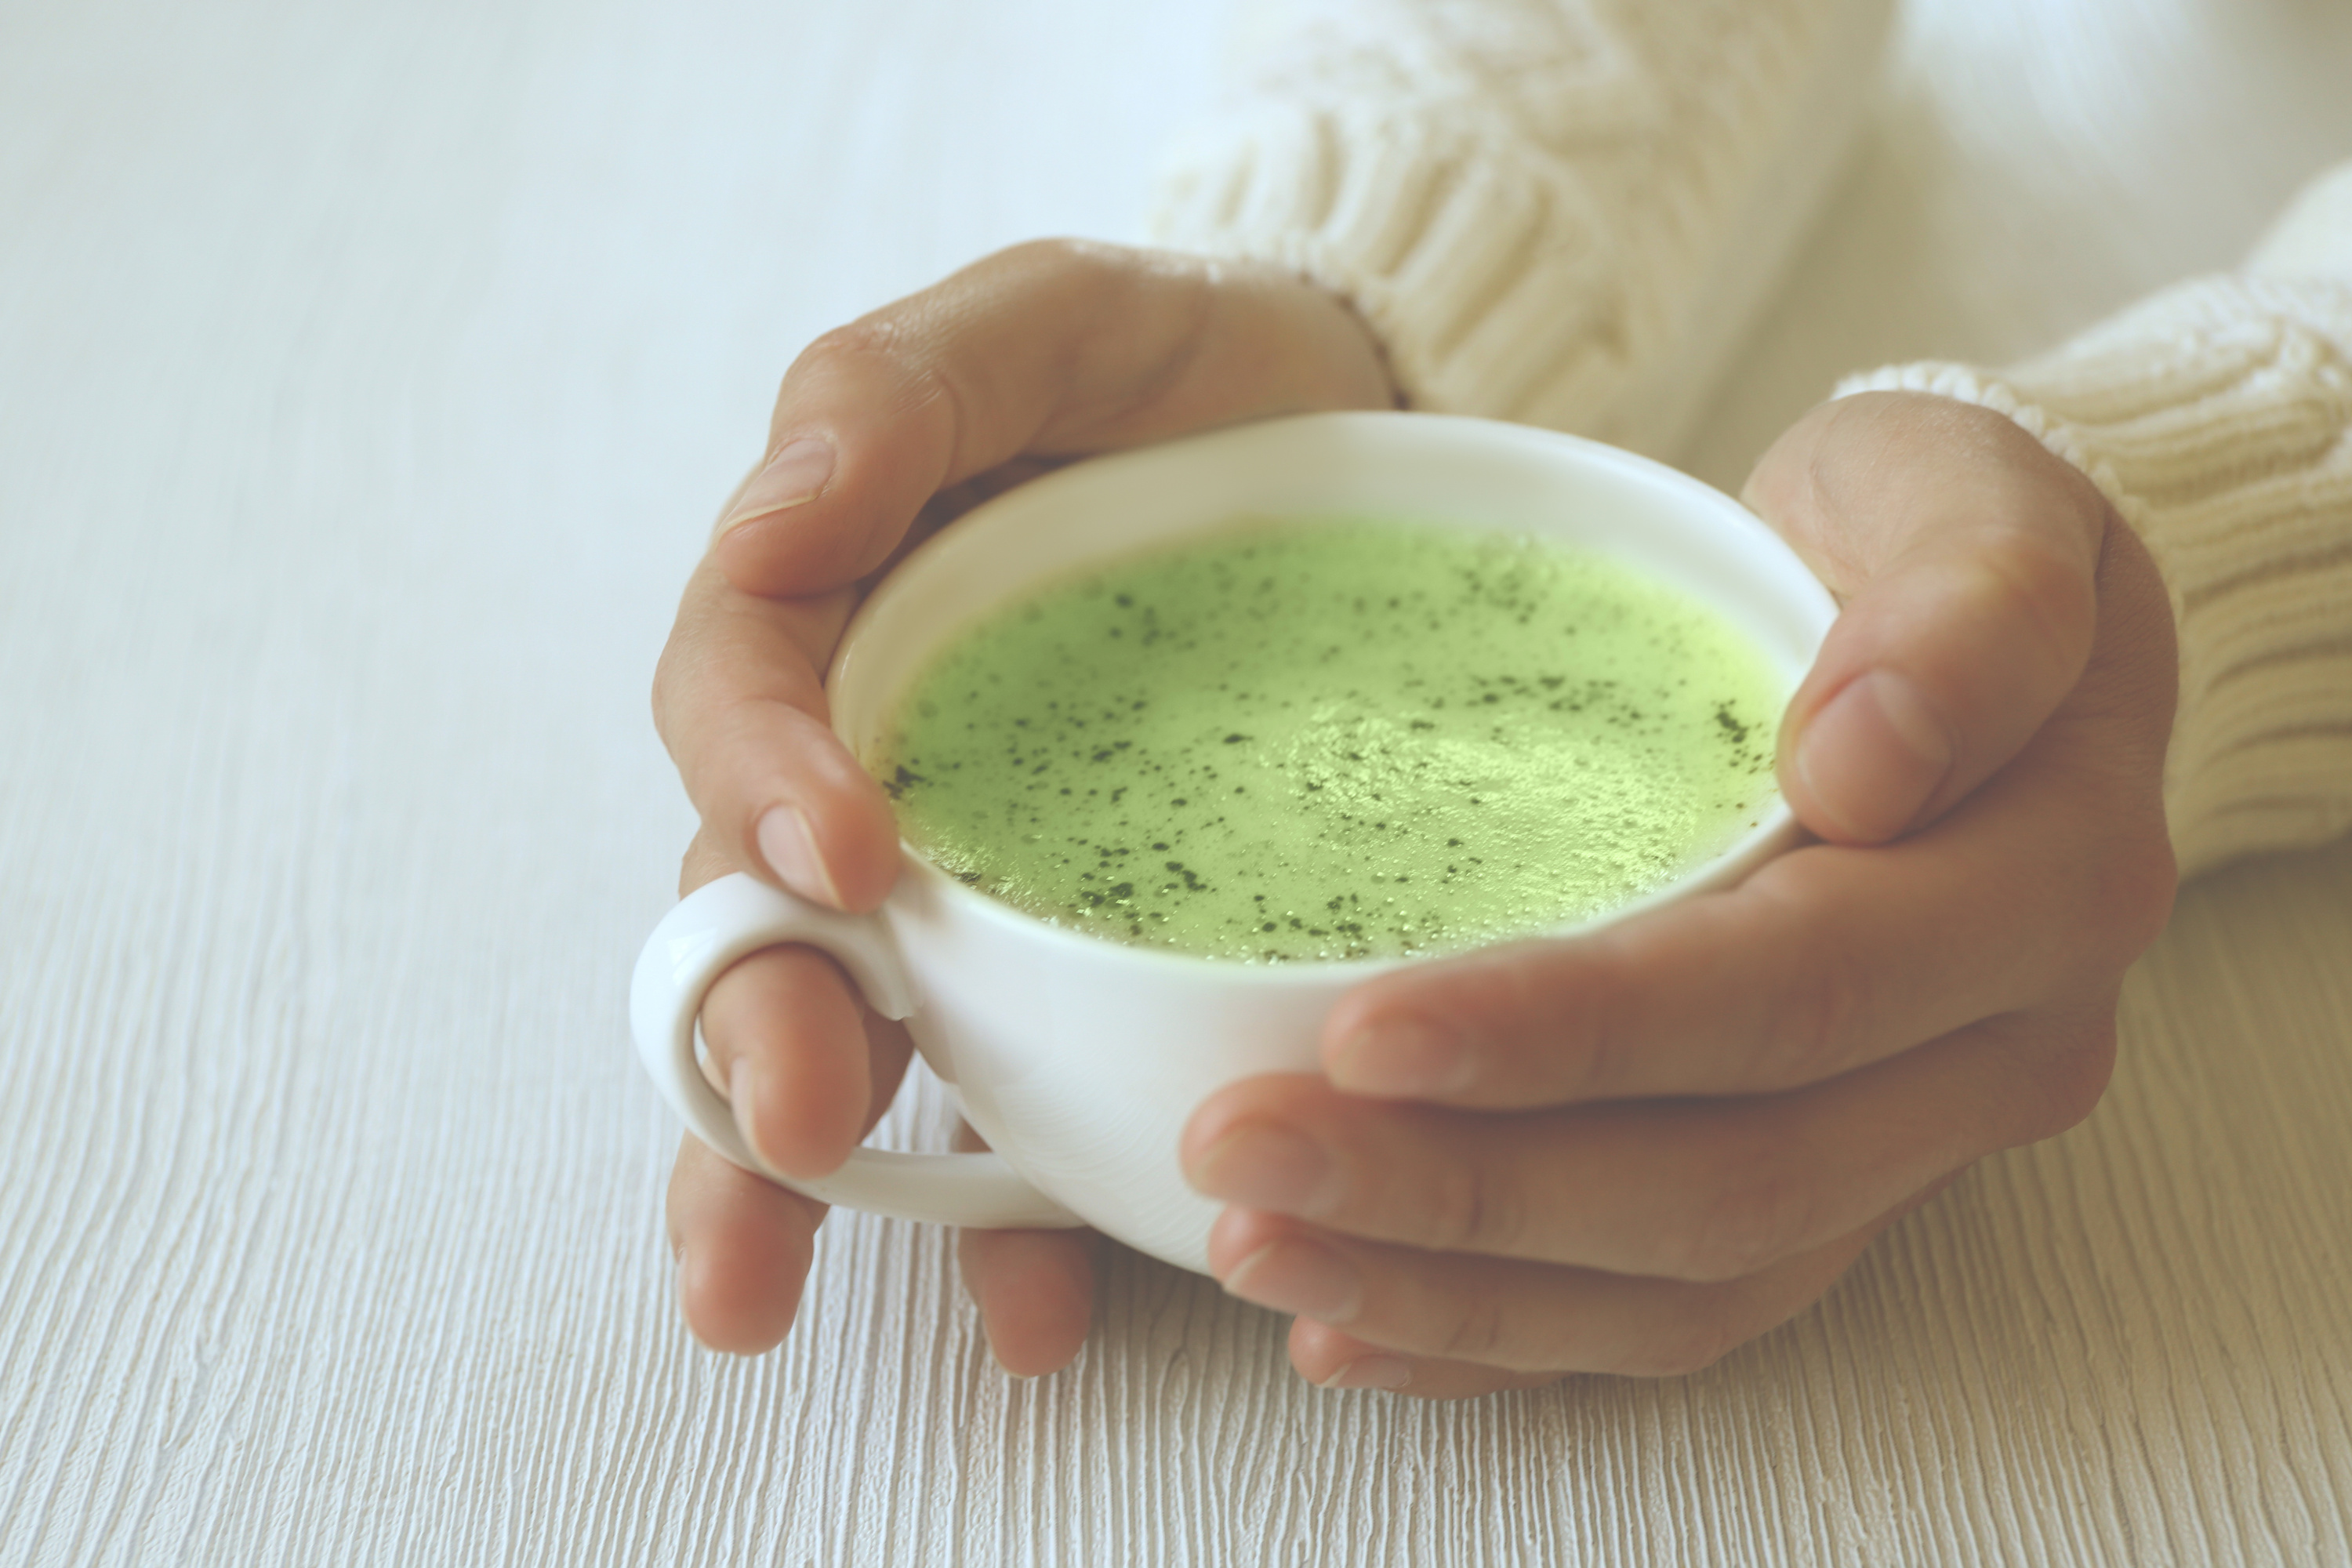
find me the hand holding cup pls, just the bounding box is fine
[649,241,2180,1395]
[1187,394,2178,1396]
[652,241,1399,1369]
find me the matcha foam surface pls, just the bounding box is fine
[875,519,1785,963]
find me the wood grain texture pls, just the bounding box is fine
[2,1,2348,1563]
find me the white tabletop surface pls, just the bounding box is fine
[3,1,2350,1563]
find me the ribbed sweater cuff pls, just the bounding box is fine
[1837,274,2352,879]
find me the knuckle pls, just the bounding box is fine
[1746,884,1874,1089]
[2043,806,2177,985]
[1973,524,2096,660]
[1550,947,1637,1099]
[797,311,913,373]
[1773,954,1866,1089]
[2093,821,2179,966]
[790,315,959,428]
[1424,1154,1529,1257]
[995,234,1115,285]
[1674,1149,1820,1283]
[1628,1296,1743,1377]
[793,239,1138,405]
[679,826,736,896]
[649,633,698,753]
[1739,416,1811,530]
[792,318,890,383]
[2020,1018,2118,1142]
[972,238,1144,347]
[1436,1289,1512,1365]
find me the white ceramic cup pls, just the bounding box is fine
[630,411,1838,1274]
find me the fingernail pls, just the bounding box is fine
[1189,1124,1340,1215]
[1319,1356,1413,1392]
[720,437,834,533]
[1221,1240,1364,1321]
[757,804,844,907]
[1795,670,1952,841]
[1330,1018,1471,1097]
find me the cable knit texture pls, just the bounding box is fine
[1149,0,1894,456]
[1839,165,2352,877]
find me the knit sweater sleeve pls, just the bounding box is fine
[1146,0,1896,458]
[1837,162,2352,880]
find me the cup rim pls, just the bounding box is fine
[828,409,1836,984]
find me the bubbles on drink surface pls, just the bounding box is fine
[876,518,1783,962]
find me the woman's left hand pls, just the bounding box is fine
[1181,391,2181,1396]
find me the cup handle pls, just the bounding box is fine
[630,872,1083,1229]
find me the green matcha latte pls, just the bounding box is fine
[872,519,1786,964]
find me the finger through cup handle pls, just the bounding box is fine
[630,873,1083,1229]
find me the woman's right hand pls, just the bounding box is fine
[652,240,1399,1370]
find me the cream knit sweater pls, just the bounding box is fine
[1150,0,2352,879]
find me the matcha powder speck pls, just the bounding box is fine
[874,518,1787,962]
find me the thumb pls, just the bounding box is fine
[710,241,1396,599]
[1743,392,2114,844]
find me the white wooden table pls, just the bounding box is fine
[3,2,2348,1563]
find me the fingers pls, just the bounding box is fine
[670,880,1097,1374]
[1282,1173,1964,1395]
[698,938,885,1181]
[667,1133,826,1353]
[673,985,1100,1373]
[665,972,914,1356]
[1210,1194,1888,1377]
[1288,1319,1549,1397]
[1320,733,2169,1108]
[1169,388,2168,1398]
[953,1123,1099,1377]
[1312,396,2175,1113]
[678,822,913,1178]
[659,240,1391,1367]
[712,239,1398,599]
[956,1229,1099,1377]
[655,568,901,910]
[1191,1005,2113,1281]
[1744,392,2114,844]
[667,825,913,1355]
